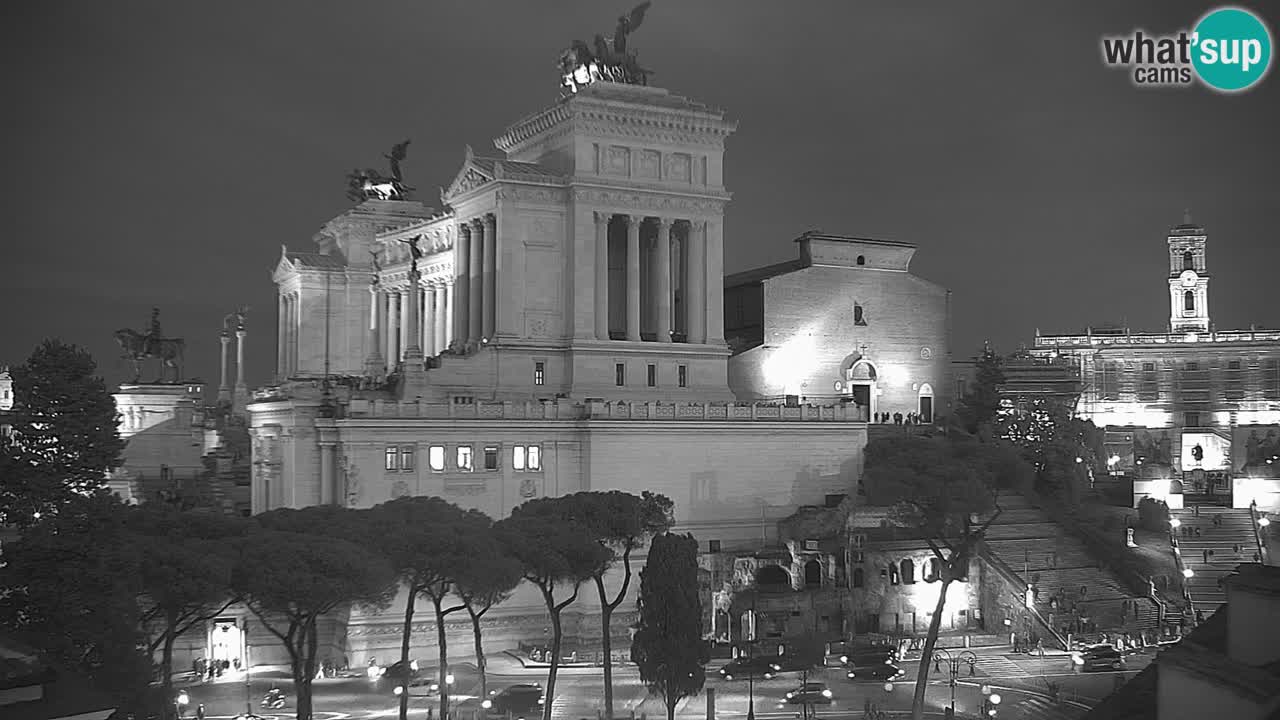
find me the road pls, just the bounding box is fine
[175,647,1154,720]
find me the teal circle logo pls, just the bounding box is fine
[1192,7,1273,92]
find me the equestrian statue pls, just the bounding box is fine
[114,307,186,383]
[347,139,413,202]
[559,2,653,92]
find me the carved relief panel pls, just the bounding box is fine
[607,146,631,175]
[636,150,660,180]
[666,153,692,183]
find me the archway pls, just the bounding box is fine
[843,359,878,419]
[756,564,790,587]
[918,383,935,423]
[804,559,822,587]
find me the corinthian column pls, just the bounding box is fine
[422,282,435,357]
[656,218,673,343]
[469,219,484,344]
[483,214,497,341]
[706,219,725,345]
[453,224,470,348]
[594,212,610,340]
[219,330,231,401]
[366,285,384,375]
[398,288,410,361]
[235,325,247,393]
[404,275,422,361]
[276,294,286,379]
[434,285,447,353]
[626,215,642,342]
[688,221,707,344]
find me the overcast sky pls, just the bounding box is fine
[3,1,1277,390]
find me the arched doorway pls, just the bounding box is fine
[804,559,822,587]
[918,383,934,423]
[845,360,878,418]
[756,564,790,587]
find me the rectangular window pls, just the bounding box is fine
[1142,362,1155,372]
[1100,361,1120,401]
[534,361,545,386]
[528,444,541,471]
[512,444,542,471]
[647,364,657,387]
[615,363,626,386]
[709,540,722,553]
[1186,362,1199,372]
[678,365,688,388]
[1228,360,1242,370]
[400,447,415,471]
[456,446,473,472]
[1139,363,1159,402]
[513,445,526,471]
[385,447,398,471]
[484,446,499,471]
[428,445,445,472]
[1266,359,1280,400]
[1186,412,1201,428]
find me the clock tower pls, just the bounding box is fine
[1168,210,1210,334]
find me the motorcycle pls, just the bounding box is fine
[261,691,286,710]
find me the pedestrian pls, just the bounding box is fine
[1196,527,1203,538]
[196,705,205,720]
[1203,549,1209,563]
[1209,549,1216,560]
[1195,505,1200,517]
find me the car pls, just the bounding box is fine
[718,657,782,680]
[485,684,545,718]
[845,664,905,682]
[784,683,833,705]
[839,647,899,667]
[391,676,441,697]
[378,660,421,682]
[1073,644,1125,672]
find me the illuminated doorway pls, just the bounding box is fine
[918,383,934,423]
[208,618,244,668]
[846,361,878,420]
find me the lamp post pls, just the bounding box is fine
[930,649,977,719]
[243,621,253,719]
[979,685,1002,718]
[443,669,456,720]
[176,690,190,719]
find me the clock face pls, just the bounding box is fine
[1180,270,1199,287]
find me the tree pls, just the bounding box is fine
[0,493,153,707]
[374,497,484,720]
[956,344,1005,435]
[453,523,523,701]
[233,523,395,720]
[497,507,611,720]
[127,504,246,719]
[998,396,1103,505]
[514,491,674,719]
[0,340,125,526]
[861,434,1031,720]
[631,533,708,720]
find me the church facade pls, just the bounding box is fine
[244,78,880,665]
[1030,216,1280,510]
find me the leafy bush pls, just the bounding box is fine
[1137,498,1170,532]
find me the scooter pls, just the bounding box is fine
[261,691,287,710]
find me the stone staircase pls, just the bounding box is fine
[1171,505,1260,619]
[980,494,1161,636]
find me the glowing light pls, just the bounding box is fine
[394,686,404,696]
[482,700,493,709]
[177,692,190,706]
[883,682,894,693]
[989,694,1001,705]
[446,673,455,685]
[881,365,908,385]
[1183,568,1195,578]
[1170,518,1181,528]
[1075,457,1083,463]
[763,333,820,394]
[1108,455,1120,466]
[1260,517,1271,527]
[410,660,419,671]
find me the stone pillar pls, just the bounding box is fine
[219,330,232,401]
[688,221,707,344]
[398,289,410,361]
[626,215,642,342]
[404,277,422,360]
[285,293,296,376]
[454,224,471,347]
[276,294,286,379]
[483,214,497,341]
[366,286,384,375]
[384,291,396,371]
[469,219,484,344]
[422,283,435,357]
[706,219,725,345]
[434,285,447,353]
[319,442,337,506]
[442,282,454,350]
[594,211,610,340]
[656,218,674,343]
[234,326,247,394]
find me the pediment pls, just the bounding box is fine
[443,160,495,202]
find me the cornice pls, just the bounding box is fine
[571,186,728,217]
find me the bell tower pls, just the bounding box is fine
[1167,210,1210,334]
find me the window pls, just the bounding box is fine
[484,446,499,471]
[678,365,688,388]
[400,447,415,471]
[1228,360,1241,370]
[1139,362,1158,402]
[1142,362,1155,372]
[533,361,545,386]
[513,444,542,471]
[927,557,942,582]
[1186,362,1199,372]
[1100,361,1120,401]
[647,364,657,387]
[615,363,626,386]
[900,559,915,585]
[852,567,865,588]
[428,445,445,472]
[1184,290,1195,313]
[456,446,473,471]
[854,304,867,326]
[856,255,866,266]
[1185,413,1201,428]
[385,447,398,471]
[888,565,900,585]
[1266,359,1280,400]
[1226,359,1244,400]
[709,540,722,553]
[1183,250,1194,270]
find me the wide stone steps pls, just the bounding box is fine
[984,538,1094,572]
[1171,507,1260,623]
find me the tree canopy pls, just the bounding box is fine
[956,344,1005,435]
[631,533,708,720]
[0,340,124,526]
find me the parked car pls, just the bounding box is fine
[485,684,545,718]
[840,647,899,667]
[1073,644,1125,672]
[784,683,833,705]
[718,656,781,680]
[845,663,905,682]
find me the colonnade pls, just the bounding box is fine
[369,280,455,368]
[276,291,299,378]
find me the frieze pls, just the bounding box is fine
[526,317,549,338]
[443,480,487,496]
[636,150,660,179]
[572,188,725,215]
[494,186,569,205]
[576,122,729,150]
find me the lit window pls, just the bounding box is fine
[400,447,415,471]
[534,361,545,386]
[678,365,687,388]
[513,445,526,471]
[428,445,445,472]
[385,447,398,471]
[1228,360,1241,370]
[854,304,867,326]
[528,445,541,471]
[484,446,499,471]
[457,446,473,471]
[647,364,657,387]
[615,363,625,386]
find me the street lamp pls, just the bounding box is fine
[980,685,1001,717]
[175,690,190,719]
[931,649,978,719]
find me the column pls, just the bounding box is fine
[434,285,448,353]
[286,293,297,376]
[594,212,610,340]
[706,219,725,344]
[656,217,673,343]
[319,443,337,506]
[442,282,454,349]
[483,214,497,340]
[276,294,286,378]
[454,224,471,347]
[422,283,435,357]
[384,291,395,366]
[404,279,422,360]
[626,215,642,342]
[687,221,707,344]
[398,288,410,361]
[235,327,247,392]
[468,219,484,343]
[219,331,231,398]
[366,286,384,372]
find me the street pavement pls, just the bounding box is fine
[174,645,1154,720]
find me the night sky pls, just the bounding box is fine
[4,1,1278,392]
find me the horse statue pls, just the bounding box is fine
[114,328,185,383]
[347,168,406,202]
